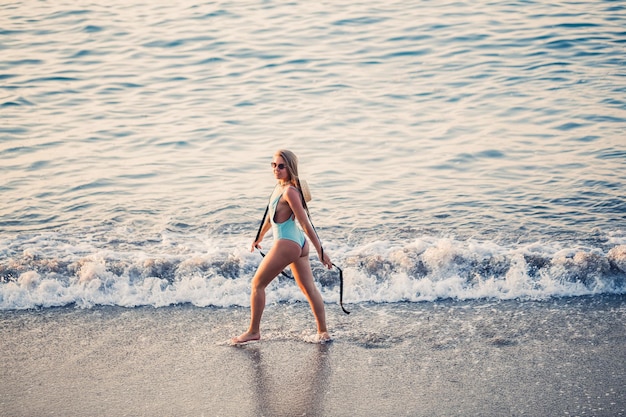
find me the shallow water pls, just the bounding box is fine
[1,0,625,309]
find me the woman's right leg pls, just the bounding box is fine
[232,241,301,343]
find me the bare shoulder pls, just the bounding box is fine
[284,186,304,205]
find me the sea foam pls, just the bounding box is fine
[1,233,624,310]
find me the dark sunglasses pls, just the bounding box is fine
[271,162,287,170]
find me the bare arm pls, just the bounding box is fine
[251,216,271,252]
[284,186,332,269]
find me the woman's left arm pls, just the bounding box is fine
[284,187,332,269]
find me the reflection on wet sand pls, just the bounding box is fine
[237,343,332,417]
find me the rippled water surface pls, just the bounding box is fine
[1,1,624,309]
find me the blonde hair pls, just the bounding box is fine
[275,149,311,202]
[275,149,299,186]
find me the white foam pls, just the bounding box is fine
[0,233,624,310]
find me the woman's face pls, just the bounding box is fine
[272,155,290,183]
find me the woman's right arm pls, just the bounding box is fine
[251,217,271,252]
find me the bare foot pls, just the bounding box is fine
[230,331,260,345]
[318,331,332,343]
[304,331,332,344]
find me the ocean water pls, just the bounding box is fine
[1,0,625,310]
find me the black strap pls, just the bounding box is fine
[254,204,269,244]
[332,262,350,314]
[254,184,350,314]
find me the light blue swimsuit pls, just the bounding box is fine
[270,188,306,247]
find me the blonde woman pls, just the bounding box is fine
[232,150,332,344]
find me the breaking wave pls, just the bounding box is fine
[1,233,624,310]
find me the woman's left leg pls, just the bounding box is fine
[291,242,329,337]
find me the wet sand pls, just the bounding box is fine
[1,296,625,416]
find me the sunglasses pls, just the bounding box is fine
[271,162,287,170]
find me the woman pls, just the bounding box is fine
[231,150,332,344]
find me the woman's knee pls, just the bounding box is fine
[251,270,274,291]
[294,273,318,297]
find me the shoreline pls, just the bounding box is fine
[1,296,625,416]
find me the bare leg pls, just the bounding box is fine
[291,242,330,340]
[231,240,302,344]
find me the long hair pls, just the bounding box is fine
[275,149,299,187]
[276,149,311,207]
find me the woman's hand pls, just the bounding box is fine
[251,239,262,252]
[320,251,332,269]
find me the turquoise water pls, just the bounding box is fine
[1,0,625,309]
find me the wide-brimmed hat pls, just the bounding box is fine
[299,179,312,202]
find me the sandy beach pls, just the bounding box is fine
[1,296,624,416]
